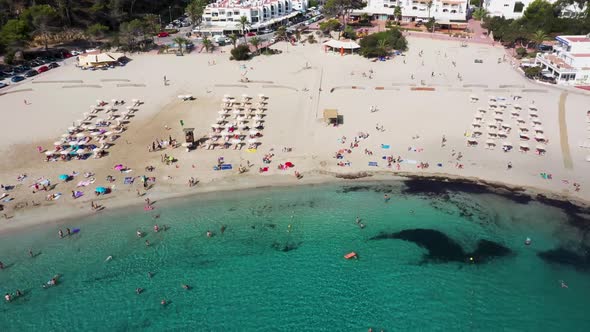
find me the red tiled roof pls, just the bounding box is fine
[565,37,590,43]
[572,53,590,57]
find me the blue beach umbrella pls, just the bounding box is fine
[95,186,107,194]
[59,174,69,181]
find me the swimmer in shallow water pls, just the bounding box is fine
[105,255,113,262]
[560,280,568,288]
[182,284,191,290]
[384,194,390,202]
[136,288,143,294]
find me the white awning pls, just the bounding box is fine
[323,39,360,49]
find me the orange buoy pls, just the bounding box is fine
[344,252,357,260]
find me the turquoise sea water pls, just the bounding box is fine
[1,181,590,331]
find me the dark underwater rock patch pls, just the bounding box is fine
[537,247,590,270]
[370,228,511,264]
[271,241,301,252]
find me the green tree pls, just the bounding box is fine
[524,66,542,78]
[173,36,187,55]
[274,26,287,41]
[530,29,547,47]
[86,23,109,45]
[515,46,527,58]
[249,36,261,54]
[228,33,238,48]
[394,6,402,25]
[119,19,147,51]
[186,0,207,27]
[202,36,212,52]
[472,8,487,21]
[323,0,364,31]
[144,14,160,37]
[319,18,341,36]
[230,44,250,60]
[425,17,436,32]
[236,16,251,44]
[359,28,407,57]
[295,29,301,42]
[342,26,357,40]
[26,5,59,50]
[522,0,557,31]
[0,19,30,49]
[307,34,317,44]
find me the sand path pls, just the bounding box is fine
[558,92,573,169]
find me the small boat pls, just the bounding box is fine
[525,237,532,245]
[344,252,358,260]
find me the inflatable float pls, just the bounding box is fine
[344,252,358,260]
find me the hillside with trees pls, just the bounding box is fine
[0,0,208,57]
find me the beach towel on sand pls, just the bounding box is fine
[221,164,233,170]
[381,144,390,149]
[368,162,378,166]
[124,177,134,184]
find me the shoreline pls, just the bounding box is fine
[2,169,589,236]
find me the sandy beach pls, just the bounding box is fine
[1,36,590,233]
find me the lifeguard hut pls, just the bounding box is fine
[183,128,195,150]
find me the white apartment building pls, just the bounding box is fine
[535,34,590,85]
[202,0,308,32]
[483,0,586,20]
[356,0,469,24]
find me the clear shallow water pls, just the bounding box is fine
[1,181,590,331]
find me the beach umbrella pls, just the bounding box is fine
[534,126,544,133]
[44,150,55,156]
[233,109,241,114]
[514,104,521,110]
[76,149,86,155]
[494,116,503,122]
[75,133,86,138]
[248,138,257,144]
[92,148,102,152]
[533,119,542,125]
[472,122,481,128]
[528,104,537,110]
[517,117,525,123]
[470,94,478,100]
[475,115,483,120]
[232,131,241,136]
[487,122,497,128]
[218,110,227,115]
[536,145,546,151]
[501,123,511,129]
[503,142,512,147]
[53,141,63,146]
[535,134,546,140]
[59,174,69,181]
[221,131,231,136]
[232,139,242,144]
[95,186,107,194]
[467,138,478,143]
[486,139,495,145]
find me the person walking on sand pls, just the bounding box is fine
[163,75,167,86]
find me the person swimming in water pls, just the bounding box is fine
[154,224,160,232]
[560,280,568,288]
[160,299,167,306]
[356,216,361,224]
[221,225,226,234]
[182,284,191,290]
[384,194,390,202]
[206,231,212,238]
[147,272,153,278]
[105,256,113,262]
[4,293,11,302]
[145,240,150,247]
[15,290,22,297]
[136,288,143,294]
[136,230,143,238]
[58,229,64,238]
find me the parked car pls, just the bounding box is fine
[1,69,15,76]
[157,31,170,37]
[11,75,25,83]
[246,32,256,37]
[25,70,38,77]
[37,65,49,73]
[48,62,60,69]
[0,82,8,89]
